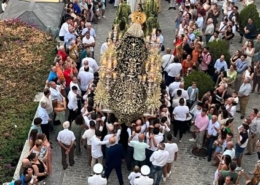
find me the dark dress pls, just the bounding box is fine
[32,160,46,182]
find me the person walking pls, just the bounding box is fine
[149,143,169,185]
[162,133,178,182]
[105,137,125,185]
[237,77,252,119]
[57,121,76,170]
[172,98,189,142]
[194,108,209,153]
[88,163,107,185]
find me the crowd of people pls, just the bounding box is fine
[8,0,260,185]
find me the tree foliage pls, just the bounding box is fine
[239,4,260,30]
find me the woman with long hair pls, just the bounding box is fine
[253,62,260,93]
[29,129,38,150]
[28,153,48,183]
[243,40,255,67]
[213,154,232,185]
[71,115,85,155]
[53,97,67,139]
[37,134,52,175]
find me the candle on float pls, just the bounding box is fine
[112,72,117,80]
[156,65,160,71]
[138,75,142,81]
[146,36,150,42]
[151,57,154,63]
[142,75,147,82]
[145,62,149,71]
[113,59,117,67]
[101,59,107,65]
[108,31,112,39]
[150,67,155,73]
[107,62,112,69]
[101,72,106,79]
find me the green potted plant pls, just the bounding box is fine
[206,40,231,75]
[184,71,214,99]
[239,4,260,32]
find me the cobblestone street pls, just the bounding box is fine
[45,1,260,185]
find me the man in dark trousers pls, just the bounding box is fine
[105,137,124,185]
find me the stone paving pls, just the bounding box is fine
[45,1,260,185]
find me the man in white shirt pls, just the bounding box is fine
[82,31,95,58]
[225,97,236,117]
[38,101,51,140]
[161,48,174,77]
[172,98,189,142]
[88,163,107,185]
[59,16,73,41]
[82,23,96,38]
[134,165,153,185]
[168,76,181,96]
[149,143,169,185]
[81,53,99,72]
[172,89,187,109]
[165,58,182,86]
[40,88,54,132]
[206,115,220,162]
[90,130,110,174]
[57,121,76,169]
[162,134,178,181]
[67,86,79,123]
[77,66,94,95]
[82,120,96,166]
[172,83,189,100]
[205,18,215,44]
[49,81,63,102]
[146,127,164,166]
[80,60,94,72]
[103,124,122,149]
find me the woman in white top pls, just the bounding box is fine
[243,40,255,67]
[1,0,8,12]
[243,66,254,81]
[177,20,187,36]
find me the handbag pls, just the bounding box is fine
[161,44,165,52]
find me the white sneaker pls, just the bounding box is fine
[179,140,182,142]
[235,167,242,171]
[102,16,106,18]
[162,176,166,182]
[173,137,177,140]
[189,138,196,142]
[167,171,172,178]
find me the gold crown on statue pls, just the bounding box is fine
[131,11,147,24]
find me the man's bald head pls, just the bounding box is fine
[138,133,144,142]
[109,136,116,144]
[179,83,184,89]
